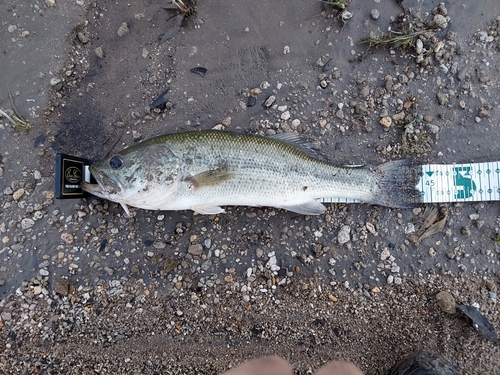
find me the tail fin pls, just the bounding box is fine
[368,159,422,208]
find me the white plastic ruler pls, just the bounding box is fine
[317,161,500,204]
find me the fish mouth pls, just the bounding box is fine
[81,168,123,198]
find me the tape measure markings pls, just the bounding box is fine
[317,161,500,205]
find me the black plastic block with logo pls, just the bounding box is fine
[55,153,96,199]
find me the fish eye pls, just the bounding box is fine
[109,155,124,169]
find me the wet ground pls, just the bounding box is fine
[1,0,500,374]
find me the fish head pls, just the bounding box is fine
[81,143,181,209]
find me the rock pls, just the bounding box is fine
[426,124,440,134]
[94,46,103,58]
[370,9,379,20]
[21,218,35,230]
[264,95,276,108]
[33,285,42,295]
[77,32,89,44]
[436,291,456,314]
[379,116,392,128]
[53,277,70,296]
[392,111,405,122]
[432,14,448,29]
[45,0,56,7]
[188,244,203,256]
[61,232,74,245]
[281,111,290,120]
[117,22,129,37]
[416,39,424,55]
[12,188,25,201]
[322,58,336,72]
[337,225,351,245]
[50,77,61,86]
[1,312,12,321]
[39,269,49,276]
[341,11,353,21]
[436,92,449,106]
[478,107,490,118]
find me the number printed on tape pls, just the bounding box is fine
[419,162,500,203]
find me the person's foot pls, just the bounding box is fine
[221,356,293,375]
[314,360,364,375]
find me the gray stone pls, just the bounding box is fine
[117,22,129,37]
[21,218,35,230]
[1,312,12,321]
[188,244,203,256]
[337,225,351,245]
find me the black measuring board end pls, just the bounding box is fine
[55,153,96,199]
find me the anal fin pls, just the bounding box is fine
[279,200,326,215]
[192,204,226,215]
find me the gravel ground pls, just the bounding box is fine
[1,0,500,374]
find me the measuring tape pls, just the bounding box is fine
[318,161,500,204]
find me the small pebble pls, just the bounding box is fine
[281,111,290,121]
[21,218,35,230]
[39,269,49,276]
[432,14,448,29]
[264,95,276,108]
[94,47,103,58]
[50,77,62,86]
[13,188,25,201]
[337,225,351,245]
[61,232,74,245]
[379,116,392,128]
[436,291,456,314]
[370,9,379,20]
[188,244,203,256]
[117,22,129,37]
[77,32,89,44]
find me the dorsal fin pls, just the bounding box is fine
[267,133,320,158]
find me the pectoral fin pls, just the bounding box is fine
[120,203,133,217]
[187,165,233,189]
[278,200,326,215]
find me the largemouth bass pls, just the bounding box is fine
[81,130,422,216]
